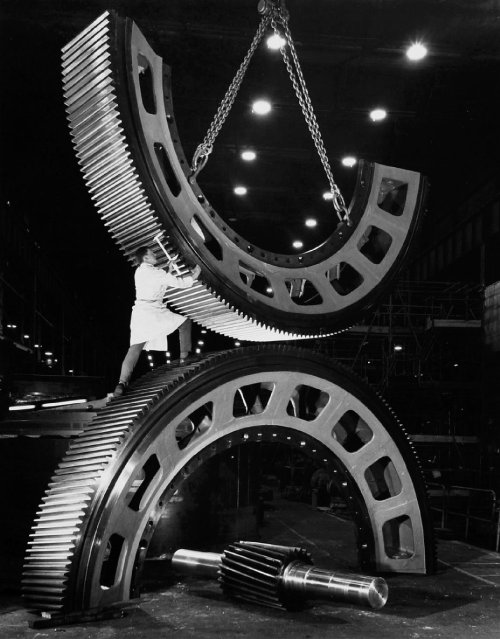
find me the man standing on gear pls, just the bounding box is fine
[113,246,201,397]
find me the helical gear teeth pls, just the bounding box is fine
[59,10,340,343]
[22,344,436,612]
[219,541,312,611]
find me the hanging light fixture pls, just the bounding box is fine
[406,42,428,61]
[251,99,272,115]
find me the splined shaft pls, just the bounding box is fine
[172,541,388,610]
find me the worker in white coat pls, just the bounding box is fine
[113,246,201,397]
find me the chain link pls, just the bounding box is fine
[190,15,270,178]
[191,0,349,225]
[270,7,350,224]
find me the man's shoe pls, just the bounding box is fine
[113,382,127,397]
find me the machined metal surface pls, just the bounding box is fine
[61,11,427,340]
[23,346,435,613]
[22,13,431,613]
[282,561,388,610]
[171,549,221,579]
[172,541,388,610]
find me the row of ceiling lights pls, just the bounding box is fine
[229,35,428,249]
[266,34,428,61]
[5,325,77,372]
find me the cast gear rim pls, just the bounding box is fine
[22,346,435,613]
[61,11,427,340]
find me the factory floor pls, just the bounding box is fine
[1,500,499,639]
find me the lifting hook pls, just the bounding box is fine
[257,0,289,19]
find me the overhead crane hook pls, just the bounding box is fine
[257,0,289,20]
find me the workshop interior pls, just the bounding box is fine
[1,0,500,635]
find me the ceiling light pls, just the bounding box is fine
[234,186,247,196]
[241,150,256,161]
[394,344,403,351]
[322,191,334,200]
[266,33,286,50]
[252,99,272,115]
[369,108,387,122]
[305,218,317,228]
[341,156,357,167]
[292,240,303,249]
[406,42,428,61]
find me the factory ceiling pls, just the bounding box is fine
[1,0,500,275]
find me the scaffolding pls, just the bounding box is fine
[314,280,483,389]
[312,280,486,487]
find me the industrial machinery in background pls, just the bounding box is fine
[21,1,433,623]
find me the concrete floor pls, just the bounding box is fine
[1,500,499,639]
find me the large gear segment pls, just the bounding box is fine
[62,11,427,341]
[22,346,435,613]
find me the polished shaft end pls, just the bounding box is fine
[171,549,221,579]
[282,562,388,609]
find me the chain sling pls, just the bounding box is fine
[190,0,350,225]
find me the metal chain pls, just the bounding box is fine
[190,15,270,178]
[271,8,350,224]
[191,0,349,225]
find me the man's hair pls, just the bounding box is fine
[134,246,151,264]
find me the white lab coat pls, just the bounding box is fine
[130,263,195,351]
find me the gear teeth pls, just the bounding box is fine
[219,541,312,610]
[21,348,224,612]
[22,344,436,613]
[372,390,437,574]
[60,11,341,343]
